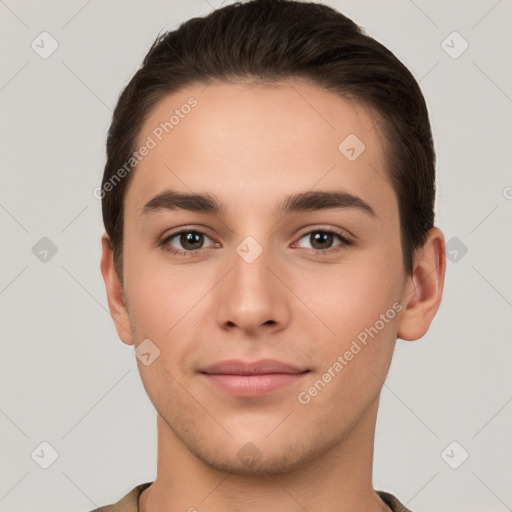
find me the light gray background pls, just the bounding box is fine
[1,1,511,511]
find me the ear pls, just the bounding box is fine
[397,227,446,341]
[100,233,134,346]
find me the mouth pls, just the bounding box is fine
[198,359,310,397]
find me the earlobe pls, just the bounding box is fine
[397,227,446,341]
[100,233,134,346]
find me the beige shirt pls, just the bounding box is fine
[89,482,413,512]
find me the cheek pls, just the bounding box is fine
[295,287,400,416]
[287,245,403,407]
[123,252,217,378]
[292,249,403,344]
[123,234,198,334]
[127,271,204,337]
[124,262,208,401]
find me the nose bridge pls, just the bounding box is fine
[230,216,275,282]
[216,232,289,332]
[231,234,274,304]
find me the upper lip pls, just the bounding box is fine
[199,359,309,375]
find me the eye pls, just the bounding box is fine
[161,229,216,255]
[160,227,353,257]
[294,228,352,253]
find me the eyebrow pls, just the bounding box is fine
[141,188,376,218]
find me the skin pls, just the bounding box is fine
[101,80,446,512]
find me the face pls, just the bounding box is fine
[111,80,414,474]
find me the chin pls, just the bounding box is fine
[195,447,308,477]
[183,432,323,477]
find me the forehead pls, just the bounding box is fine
[125,80,395,220]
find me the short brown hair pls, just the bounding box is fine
[101,0,436,278]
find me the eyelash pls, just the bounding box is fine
[160,227,353,257]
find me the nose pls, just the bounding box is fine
[216,241,291,335]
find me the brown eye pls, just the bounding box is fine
[309,231,334,250]
[162,230,215,255]
[179,232,204,250]
[295,229,352,253]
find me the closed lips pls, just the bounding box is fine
[199,359,310,375]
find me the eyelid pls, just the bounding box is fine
[160,225,215,242]
[293,224,354,242]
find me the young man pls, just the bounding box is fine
[95,0,445,510]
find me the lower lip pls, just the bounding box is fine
[201,372,308,397]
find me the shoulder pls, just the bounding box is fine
[377,490,414,512]
[88,482,153,512]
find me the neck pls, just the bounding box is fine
[140,398,391,512]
